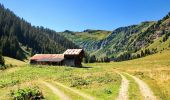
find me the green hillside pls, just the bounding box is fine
[59,30,112,53]
[60,13,170,61]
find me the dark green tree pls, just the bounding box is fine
[89,55,96,63]
[141,50,145,57]
[103,57,110,62]
[0,48,5,66]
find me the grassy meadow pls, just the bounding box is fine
[0,49,170,100]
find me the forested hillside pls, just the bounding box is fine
[60,13,170,61]
[0,4,78,60]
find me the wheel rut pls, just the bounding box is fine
[53,81,95,100]
[116,73,129,100]
[42,81,70,100]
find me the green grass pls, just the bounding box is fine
[78,72,121,100]
[4,56,27,66]
[62,30,112,41]
[87,49,170,100]
[75,31,111,40]
[0,65,121,99]
[0,49,170,99]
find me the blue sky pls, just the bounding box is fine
[0,0,170,32]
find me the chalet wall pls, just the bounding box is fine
[64,58,75,67]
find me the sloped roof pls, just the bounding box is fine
[30,54,64,62]
[63,49,83,55]
[36,58,64,62]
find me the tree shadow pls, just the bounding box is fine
[77,66,93,69]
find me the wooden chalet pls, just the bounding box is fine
[30,49,84,67]
[63,49,84,67]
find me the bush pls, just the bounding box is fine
[10,86,44,100]
[104,88,112,94]
[70,77,90,87]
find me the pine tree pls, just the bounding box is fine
[89,55,96,63]
[141,50,145,57]
[0,48,5,66]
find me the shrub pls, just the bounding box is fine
[10,86,44,100]
[0,79,20,88]
[70,77,90,87]
[104,88,112,94]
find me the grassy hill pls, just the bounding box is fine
[0,49,170,99]
[59,30,112,53]
[4,56,27,66]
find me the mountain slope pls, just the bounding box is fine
[60,13,170,61]
[0,4,78,60]
[59,30,112,53]
[60,22,154,58]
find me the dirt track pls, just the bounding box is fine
[116,73,129,100]
[125,73,157,100]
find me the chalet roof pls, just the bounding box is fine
[30,54,64,62]
[63,49,83,55]
[36,58,64,62]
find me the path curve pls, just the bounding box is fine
[54,81,95,100]
[125,73,156,100]
[116,73,129,100]
[42,81,70,100]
